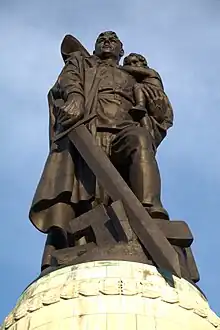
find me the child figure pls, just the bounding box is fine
[122,53,165,123]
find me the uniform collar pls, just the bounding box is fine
[94,56,119,68]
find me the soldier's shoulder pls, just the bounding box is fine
[67,51,84,61]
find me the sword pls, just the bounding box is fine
[68,124,181,277]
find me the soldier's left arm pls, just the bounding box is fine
[143,69,174,146]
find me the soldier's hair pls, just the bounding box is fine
[123,53,148,67]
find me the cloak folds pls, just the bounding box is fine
[30,53,112,233]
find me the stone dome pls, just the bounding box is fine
[1,261,219,330]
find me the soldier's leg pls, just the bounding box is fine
[41,202,75,270]
[111,126,169,219]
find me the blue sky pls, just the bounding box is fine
[0,0,220,322]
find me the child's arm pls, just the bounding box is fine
[121,65,151,80]
[142,68,164,90]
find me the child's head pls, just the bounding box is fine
[123,53,148,68]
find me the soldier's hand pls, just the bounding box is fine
[144,85,164,101]
[56,96,84,127]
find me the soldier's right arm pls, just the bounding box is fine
[55,52,85,125]
[58,52,84,100]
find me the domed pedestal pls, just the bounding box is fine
[1,261,219,330]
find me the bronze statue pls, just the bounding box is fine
[30,31,172,242]
[29,31,199,283]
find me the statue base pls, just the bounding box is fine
[1,261,219,330]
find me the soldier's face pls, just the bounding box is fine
[94,32,123,60]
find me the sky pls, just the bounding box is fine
[0,0,220,323]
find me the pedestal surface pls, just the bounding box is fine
[1,261,219,330]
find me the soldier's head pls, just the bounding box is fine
[94,31,124,63]
[123,53,148,68]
